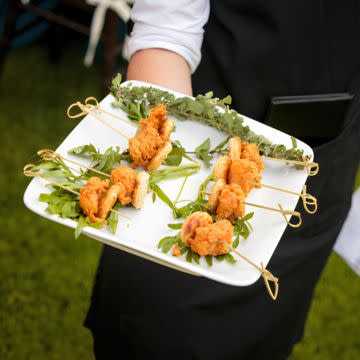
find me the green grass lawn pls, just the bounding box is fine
[0,46,359,360]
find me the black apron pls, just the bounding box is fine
[85,2,360,359]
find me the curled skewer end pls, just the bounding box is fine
[303,156,319,176]
[278,203,302,228]
[301,185,318,214]
[67,101,88,119]
[23,163,41,177]
[37,149,58,161]
[261,263,279,300]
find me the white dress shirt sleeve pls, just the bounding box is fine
[127,0,210,73]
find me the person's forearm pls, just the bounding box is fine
[126,49,192,96]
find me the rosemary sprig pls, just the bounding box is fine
[110,74,304,162]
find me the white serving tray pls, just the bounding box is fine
[23,81,313,286]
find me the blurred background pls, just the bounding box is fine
[0,1,359,359]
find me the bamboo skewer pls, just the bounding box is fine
[243,201,302,228]
[82,97,136,126]
[205,192,302,228]
[23,164,130,221]
[262,155,319,176]
[253,182,317,214]
[229,246,279,300]
[67,99,130,140]
[37,149,110,178]
[181,233,279,300]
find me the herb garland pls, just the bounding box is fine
[110,74,304,162]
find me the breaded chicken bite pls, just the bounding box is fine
[140,103,168,130]
[241,142,264,172]
[181,211,213,244]
[216,183,246,223]
[111,165,136,204]
[79,177,110,223]
[228,159,261,195]
[129,127,163,169]
[189,220,233,256]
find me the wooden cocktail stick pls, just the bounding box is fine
[229,246,279,300]
[262,155,319,176]
[253,182,317,214]
[23,164,130,221]
[182,232,279,300]
[243,201,302,228]
[67,99,130,140]
[82,97,136,126]
[37,149,110,178]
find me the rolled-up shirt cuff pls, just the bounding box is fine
[127,21,204,74]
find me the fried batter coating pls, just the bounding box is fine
[132,171,150,209]
[159,118,175,142]
[79,177,110,223]
[129,126,163,169]
[98,184,123,220]
[140,103,168,130]
[207,179,226,211]
[216,183,246,223]
[228,136,242,161]
[228,159,261,195]
[110,165,136,205]
[147,141,173,170]
[189,220,233,256]
[241,142,264,172]
[181,211,213,243]
[213,155,231,181]
[130,104,175,169]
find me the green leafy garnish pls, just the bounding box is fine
[110,76,305,162]
[195,138,212,167]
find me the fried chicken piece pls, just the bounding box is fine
[147,141,173,170]
[216,183,246,223]
[228,159,261,195]
[228,136,242,161]
[181,211,213,244]
[159,118,175,142]
[110,165,136,205]
[98,184,123,220]
[140,103,168,130]
[130,104,175,169]
[132,171,150,209]
[79,177,110,223]
[129,126,163,169]
[213,155,231,182]
[207,179,226,212]
[241,142,264,172]
[189,220,233,256]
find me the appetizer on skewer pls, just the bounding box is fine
[128,104,175,170]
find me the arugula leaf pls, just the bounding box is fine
[205,255,213,266]
[210,136,230,154]
[158,235,178,253]
[167,223,183,230]
[75,216,88,239]
[224,253,237,264]
[195,138,213,167]
[234,212,254,240]
[151,184,174,210]
[108,203,121,234]
[163,146,184,166]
